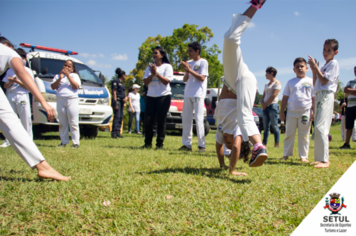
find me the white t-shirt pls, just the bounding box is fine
[128,92,140,112]
[184,59,209,98]
[52,73,81,97]
[263,81,281,104]
[346,78,356,108]
[3,67,34,94]
[314,59,339,94]
[0,44,21,75]
[143,63,173,97]
[283,77,314,112]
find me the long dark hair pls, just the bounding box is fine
[115,67,126,78]
[154,46,170,64]
[64,60,77,73]
[240,141,251,163]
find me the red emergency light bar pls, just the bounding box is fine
[20,43,78,55]
[173,71,184,75]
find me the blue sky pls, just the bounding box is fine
[1,0,355,98]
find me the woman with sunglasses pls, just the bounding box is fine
[141,46,173,149]
[51,60,81,148]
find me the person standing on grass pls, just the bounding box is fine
[261,67,281,148]
[0,48,34,148]
[339,93,356,142]
[308,39,340,168]
[128,84,141,134]
[0,37,70,181]
[111,68,127,139]
[340,66,356,149]
[179,42,208,153]
[280,58,314,163]
[220,0,268,167]
[140,85,147,137]
[51,60,81,149]
[141,46,173,149]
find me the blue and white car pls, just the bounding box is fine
[23,43,112,138]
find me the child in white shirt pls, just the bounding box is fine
[280,58,314,163]
[308,39,340,168]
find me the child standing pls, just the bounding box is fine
[222,0,268,166]
[280,58,314,163]
[308,39,340,168]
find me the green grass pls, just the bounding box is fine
[0,124,355,235]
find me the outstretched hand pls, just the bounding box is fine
[41,102,56,122]
[307,55,319,70]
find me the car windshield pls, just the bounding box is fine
[253,107,263,117]
[32,58,104,86]
[170,82,185,99]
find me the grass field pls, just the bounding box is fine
[0,124,355,235]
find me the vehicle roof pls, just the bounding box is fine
[26,51,84,64]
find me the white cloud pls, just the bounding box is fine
[86,60,111,68]
[99,53,105,58]
[294,11,300,16]
[80,53,105,58]
[91,54,97,58]
[247,22,256,29]
[87,60,96,66]
[81,53,90,58]
[111,53,128,61]
[338,57,356,70]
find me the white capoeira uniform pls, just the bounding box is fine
[283,77,314,159]
[0,44,45,168]
[3,67,33,141]
[52,73,81,145]
[313,59,339,163]
[223,14,260,142]
[182,58,209,148]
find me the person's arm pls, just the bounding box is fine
[4,75,16,89]
[51,75,62,90]
[11,57,55,122]
[215,142,225,168]
[344,86,356,96]
[229,137,240,174]
[279,95,289,122]
[311,97,315,121]
[65,72,80,90]
[308,56,330,85]
[339,99,346,110]
[128,95,134,113]
[261,91,266,109]
[143,66,154,86]
[263,88,280,109]
[181,61,206,82]
[154,64,171,85]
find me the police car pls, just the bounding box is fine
[166,72,210,136]
[21,43,112,138]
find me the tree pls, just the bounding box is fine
[254,91,262,105]
[129,24,224,88]
[334,80,344,101]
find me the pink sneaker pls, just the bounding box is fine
[249,145,268,167]
[250,0,266,10]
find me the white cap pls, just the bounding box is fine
[132,84,141,89]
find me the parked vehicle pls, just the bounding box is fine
[252,106,283,133]
[21,43,112,139]
[166,72,210,136]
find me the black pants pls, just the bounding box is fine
[145,95,171,147]
[346,106,356,129]
[112,99,124,135]
[140,112,145,134]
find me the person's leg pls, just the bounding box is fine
[262,107,271,144]
[313,93,334,168]
[0,88,70,180]
[144,96,157,146]
[182,97,194,148]
[128,111,133,133]
[341,116,346,141]
[141,112,145,135]
[111,104,120,137]
[281,110,297,160]
[297,110,311,162]
[229,135,248,176]
[155,95,171,148]
[16,93,33,140]
[270,104,280,146]
[135,112,140,133]
[67,98,80,145]
[352,120,356,141]
[57,97,69,145]
[118,100,124,135]
[343,106,356,145]
[193,97,206,149]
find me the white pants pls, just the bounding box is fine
[182,97,205,148]
[284,110,311,159]
[0,88,44,168]
[314,92,334,162]
[223,14,260,142]
[7,92,33,139]
[57,97,80,145]
[341,116,356,141]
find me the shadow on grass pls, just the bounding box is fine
[0,176,48,182]
[138,167,252,184]
[264,159,305,166]
[35,143,57,148]
[34,135,60,141]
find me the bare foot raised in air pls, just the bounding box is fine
[301,158,309,163]
[280,156,288,161]
[36,161,71,181]
[230,171,248,176]
[314,162,330,168]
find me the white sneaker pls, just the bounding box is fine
[0,140,11,148]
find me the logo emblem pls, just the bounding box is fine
[324,193,346,215]
[194,65,200,71]
[301,116,309,125]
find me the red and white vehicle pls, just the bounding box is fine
[166,72,210,135]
